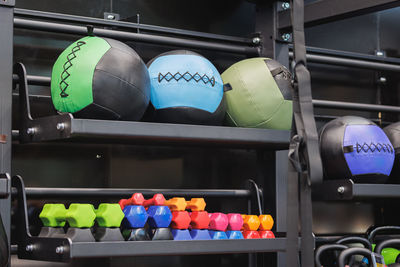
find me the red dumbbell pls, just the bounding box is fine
[143,194,166,208]
[243,230,261,239]
[259,230,275,239]
[170,211,191,229]
[190,211,210,229]
[119,193,145,210]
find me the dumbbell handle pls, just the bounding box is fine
[143,194,165,207]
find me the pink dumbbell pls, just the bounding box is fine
[209,213,228,231]
[227,213,243,231]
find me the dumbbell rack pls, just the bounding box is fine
[12,175,287,261]
[0,1,299,266]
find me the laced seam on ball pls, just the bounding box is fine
[354,142,394,154]
[59,41,86,98]
[158,71,216,87]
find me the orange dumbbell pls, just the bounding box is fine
[242,215,260,231]
[164,197,187,212]
[259,215,274,231]
[186,198,206,211]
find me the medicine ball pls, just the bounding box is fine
[320,116,395,182]
[51,36,150,121]
[383,122,400,179]
[147,50,225,125]
[221,58,292,130]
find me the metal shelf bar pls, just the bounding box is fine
[15,187,252,199]
[313,99,400,113]
[12,74,50,86]
[69,239,287,258]
[14,18,259,55]
[300,45,400,65]
[289,51,400,72]
[312,179,400,201]
[14,8,252,45]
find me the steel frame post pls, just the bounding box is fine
[0,0,14,265]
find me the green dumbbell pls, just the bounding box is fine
[372,244,400,265]
[93,203,125,241]
[38,204,67,237]
[65,204,96,242]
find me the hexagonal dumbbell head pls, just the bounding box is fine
[39,204,67,227]
[227,213,243,231]
[165,197,187,211]
[170,211,191,229]
[243,215,260,231]
[119,193,145,210]
[259,215,274,231]
[190,211,210,229]
[130,193,146,205]
[143,194,165,208]
[243,230,260,239]
[186,198,206,211]
[209,213,228,231]
[147,205,172,228]
[123,205,148,228]
[259,230,275,239]
[66,204,96,228]
[95,203,125,227]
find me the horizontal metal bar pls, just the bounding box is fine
[278,0,400,31]
[289,51,400,72]
[14,18,259,55]
[11,89,400,115]
[14,8,252,45]
[313,99,400,113]
[300,45,400,65]
[14,187,252,198]
[13,74,50,86]
[70,239,287,258]
[313,179,400,201]
[353,184,400,198]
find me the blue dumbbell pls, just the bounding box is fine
[171,229,192,240]
[209,230,228,240]
[190,229,211,240]
[226,230,244,239]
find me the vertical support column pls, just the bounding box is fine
[0,0,14,263]
[275,150,288,266]
[255,1,275,58]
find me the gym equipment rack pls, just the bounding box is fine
[2,0,400,266]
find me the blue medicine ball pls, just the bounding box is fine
[147,50,226,125]
[320,116,395,182]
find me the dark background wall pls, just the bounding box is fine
[10,0,400,266]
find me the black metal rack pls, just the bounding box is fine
[14,62,289,148]
[2,0,400,266]
[1,1,297,266]
[313,179,400,201]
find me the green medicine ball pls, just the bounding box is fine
[221,58,292,130]
[51,36,150,121]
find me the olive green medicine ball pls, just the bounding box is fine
[51,36,150,121]
[221,58,293,130]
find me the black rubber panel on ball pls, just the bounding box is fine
[154,95,226,126]
[76,38,150,121]
[319,116,374,181]
[264,59,292,101]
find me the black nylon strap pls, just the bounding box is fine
[288,0,323,266]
